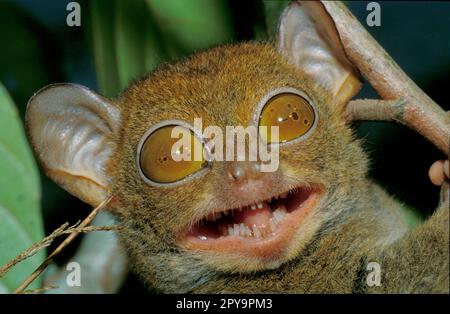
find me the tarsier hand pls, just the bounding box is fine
[429,160,450,186]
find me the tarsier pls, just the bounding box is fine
[25,2,449,293]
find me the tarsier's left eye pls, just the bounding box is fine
[139,125,206,184]
[258,93,316,144]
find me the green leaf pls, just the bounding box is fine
[89,0,121,97]
[263,0,290,39]
[115,0,167,89]
[145,0,235,58]
[0,83,44,293]
[143,20,168,72]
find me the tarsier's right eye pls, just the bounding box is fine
[139,125,206,184]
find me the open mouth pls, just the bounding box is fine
[180,185,324,260]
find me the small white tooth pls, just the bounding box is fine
[228,225,234,236]
[280,205,287,214]
[245,225,252,237]
[269,218,276,232]
[273,210,282,223]
[252,224,261,238]
[272,212,279,224]
[251,204,257,210]
[198,235,208,241]
[257,203,263,209]
[240,223,246,236]
[280,192,288,199]
[274,209,284,222]
[274,209,281,219]
[241,224,248,237]
[234,224,240,235]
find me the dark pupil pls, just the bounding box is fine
[158,156,169,163]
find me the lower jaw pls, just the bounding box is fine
[179,186,324,264]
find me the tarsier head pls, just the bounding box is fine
[26,2,368,292]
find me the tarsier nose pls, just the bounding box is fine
[228,161,262,181]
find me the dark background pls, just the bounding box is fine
[0,1,448,293]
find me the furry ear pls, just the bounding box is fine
[26,83,120,207]
[277,1,361,105]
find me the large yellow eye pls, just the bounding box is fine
[259,93,315,143]
[139,125,206,183]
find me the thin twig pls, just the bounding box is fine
[13,196,113,294]
[0,223,69,278]
[0,221,119,280]
[41,211,128,294]
[321,1,450,156]
[67,225,121,234]
[19,285,59,295]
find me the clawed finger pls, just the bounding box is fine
[429,160,449,186]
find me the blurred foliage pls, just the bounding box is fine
[88,0,236,96]
[263,0,290,38]
[0,0,449,293]
[0,83,44,293]
[145,0,235,56]
[0,2,51,115]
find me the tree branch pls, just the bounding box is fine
[346,98,407,123]
[321,1,450,156]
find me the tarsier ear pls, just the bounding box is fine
[277,1,361,105]
[26,83,120,207]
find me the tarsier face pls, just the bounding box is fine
[26,3,367,291]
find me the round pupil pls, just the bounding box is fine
[259,93,315,143]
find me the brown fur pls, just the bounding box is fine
[103,42,449,293]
